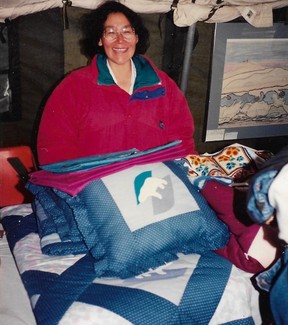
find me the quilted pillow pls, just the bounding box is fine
[26,183,88,256]
[67,160,230,278]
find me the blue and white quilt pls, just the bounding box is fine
[1,204,260,325]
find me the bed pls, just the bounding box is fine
[0,204,261,325]
[0,143,279,325]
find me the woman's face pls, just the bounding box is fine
[98,12,138,67]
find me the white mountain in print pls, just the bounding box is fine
[222,63,288,94]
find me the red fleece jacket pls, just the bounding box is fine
[37,55,196,165]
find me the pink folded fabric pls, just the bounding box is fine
[29,143,187,196]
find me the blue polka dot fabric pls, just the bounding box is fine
[68,160,230,278]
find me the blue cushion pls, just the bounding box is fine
[68,160,230,278]
[26,183,87,256]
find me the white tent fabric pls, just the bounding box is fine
[0,0,287,26]
[174,0,288,27]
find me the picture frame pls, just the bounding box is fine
[205,21,288,142]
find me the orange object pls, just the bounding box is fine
[0,146,37,207]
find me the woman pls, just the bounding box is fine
[37,0,196,165]
[34,1,279,276]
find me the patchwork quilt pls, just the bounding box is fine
[1,205,260,325]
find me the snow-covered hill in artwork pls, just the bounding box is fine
[222,62,288,95]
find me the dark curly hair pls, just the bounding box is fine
[79,1,150,59]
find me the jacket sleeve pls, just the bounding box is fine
[163,73,197,155]
[37,74,82,165]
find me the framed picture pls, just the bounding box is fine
[205,21,288,142]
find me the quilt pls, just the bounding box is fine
[1,204,260,325]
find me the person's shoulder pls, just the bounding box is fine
[53,62,96,93]
[66,62,95,80]
[64,56,98,80]
[49,62,96,98]
[154,66,179,88]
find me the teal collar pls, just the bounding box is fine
[96,54,160,91]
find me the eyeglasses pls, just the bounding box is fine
[103,26,136,42]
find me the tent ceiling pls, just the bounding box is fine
[1,0,288,26]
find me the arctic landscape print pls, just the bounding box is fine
[219,38,288,128]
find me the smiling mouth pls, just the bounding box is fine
[113,47,128,53]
